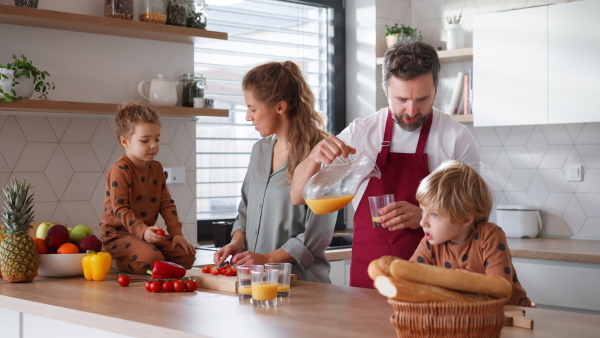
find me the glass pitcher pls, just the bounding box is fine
[303,151,381,215]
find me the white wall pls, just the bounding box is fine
[0,0,198,243]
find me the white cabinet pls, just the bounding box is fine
[329,259,351,286]
[473,6,548,127]
[513,258,600,313]
[548,0,600,124]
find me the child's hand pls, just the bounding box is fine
[171,235,195,255]
[143,226,165,243]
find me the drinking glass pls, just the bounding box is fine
[237,265,263,301]
[368,194,395,228]
[251,269,278,307]
[265,263,292,297]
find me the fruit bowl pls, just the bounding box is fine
[38,253,87,277]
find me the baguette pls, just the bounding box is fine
[367,255,399,280]
[390,258,512,299]
[374,275,471,302]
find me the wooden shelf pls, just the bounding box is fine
[452,114,473,124]
[0,100,229,118]
[0,4,227,44]
[376,47,473,65]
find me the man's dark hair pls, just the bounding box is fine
[382,41,441,91]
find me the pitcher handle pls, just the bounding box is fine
[138,81,150,102]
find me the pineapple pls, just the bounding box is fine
[0,177,37,282]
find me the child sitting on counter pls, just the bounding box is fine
[100,102,196,274]
[411,160,533,307]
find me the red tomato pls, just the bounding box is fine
[185,279,198,292]
[150,281,162,293]
[173,280,185,292]
[201,265,212,273]
[224,268,235,276]
[118,274,131,287]
[162,280,174,292]
[156,229,165,236]
[145,281,153,292]
[210,269,219,275]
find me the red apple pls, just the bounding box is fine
[77,235,102,253]
[44,224,70,252]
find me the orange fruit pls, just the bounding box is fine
[57,242,79,254]
[34,238,48,254]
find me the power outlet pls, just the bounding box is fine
[567,165,583,182]
[164,166,186,184]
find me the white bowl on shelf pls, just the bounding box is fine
[38,253,87,277]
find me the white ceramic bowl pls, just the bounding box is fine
[38,253,87,277]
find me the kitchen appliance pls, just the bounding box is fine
[495,205,543,239]
[138,74,178,106]
[212,220,234,247]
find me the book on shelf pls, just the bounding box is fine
[448,71,464,115]
[463,74,469,115]
[468,67,473,115]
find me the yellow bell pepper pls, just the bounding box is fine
[82,251,112,281]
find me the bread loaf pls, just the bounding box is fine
[367,255,398,280]
[374,275,472,302]
[390,258,512,299]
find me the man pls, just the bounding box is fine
[290,41,480,288]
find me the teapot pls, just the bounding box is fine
[303,151,381,215]
[138,74,177,106]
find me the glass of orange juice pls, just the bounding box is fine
[251,269,278,307]
[265,263,292,298]
[368,194,395,228]
[237,265,263,301]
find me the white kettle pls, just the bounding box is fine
[495,205,543,239]
[138,74,177,106]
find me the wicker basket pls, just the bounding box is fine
[387,298,507,338]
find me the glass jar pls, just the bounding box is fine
[104,0,134,20]
[139,0,167,24]
[186,0,208,29]
[180,73,206,108]
[166,0,188,27]
[14,0,39,8]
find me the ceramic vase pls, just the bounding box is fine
[0,68,35,100]
[447,23,465,50]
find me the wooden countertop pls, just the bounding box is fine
[507,238,600,264]
[0,274,598,337]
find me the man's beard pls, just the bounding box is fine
[392,109,431,132]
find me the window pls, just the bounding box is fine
[195,0,345,236]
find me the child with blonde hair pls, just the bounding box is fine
[412,160,533,306]
[100,102,196,274]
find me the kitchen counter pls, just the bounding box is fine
[0,273,599,337]
[507,237,600,264]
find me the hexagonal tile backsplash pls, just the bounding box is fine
[376,0,600,239]
[0,114,197,244]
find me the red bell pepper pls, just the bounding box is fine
[149,261,187,280]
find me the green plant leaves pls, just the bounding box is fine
[0,53,54,103]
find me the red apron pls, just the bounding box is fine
[349,110,432,288]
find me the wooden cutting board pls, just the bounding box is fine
[186,266,298,293]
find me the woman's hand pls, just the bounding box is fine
[171,234,195,255]
[379,201,423,231]
[231,251,267,266]
[143,226,164,244]
[214,230,245,266]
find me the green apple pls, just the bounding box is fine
[69,224,94,244]
[36,222,55,239]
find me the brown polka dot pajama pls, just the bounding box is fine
[100,155,195,274]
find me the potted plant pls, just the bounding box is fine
[446,13,464,50]
[385,23,422,49]
[0,54,55,103]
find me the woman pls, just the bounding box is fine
[213,61,336,282]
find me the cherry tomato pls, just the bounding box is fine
[156,229,165,236]
[173,280,185,292]
[150,281,162,293]
[118,274,131,287]
[224,268,235,276]
[185,279,198,292]
[210,269,219,275]
[145,281,153,292]
[162,280,174,292]
[202,265,212,273]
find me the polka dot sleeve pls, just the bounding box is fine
[106,161,147,239]
[479,224,515,284]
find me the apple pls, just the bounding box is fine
[44,224,70,252]
[36,222,55,239]
[68,224,93,244]
[77,235,102,253]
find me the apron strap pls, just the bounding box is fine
[416,111,433,154]
[376,109,394,167]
